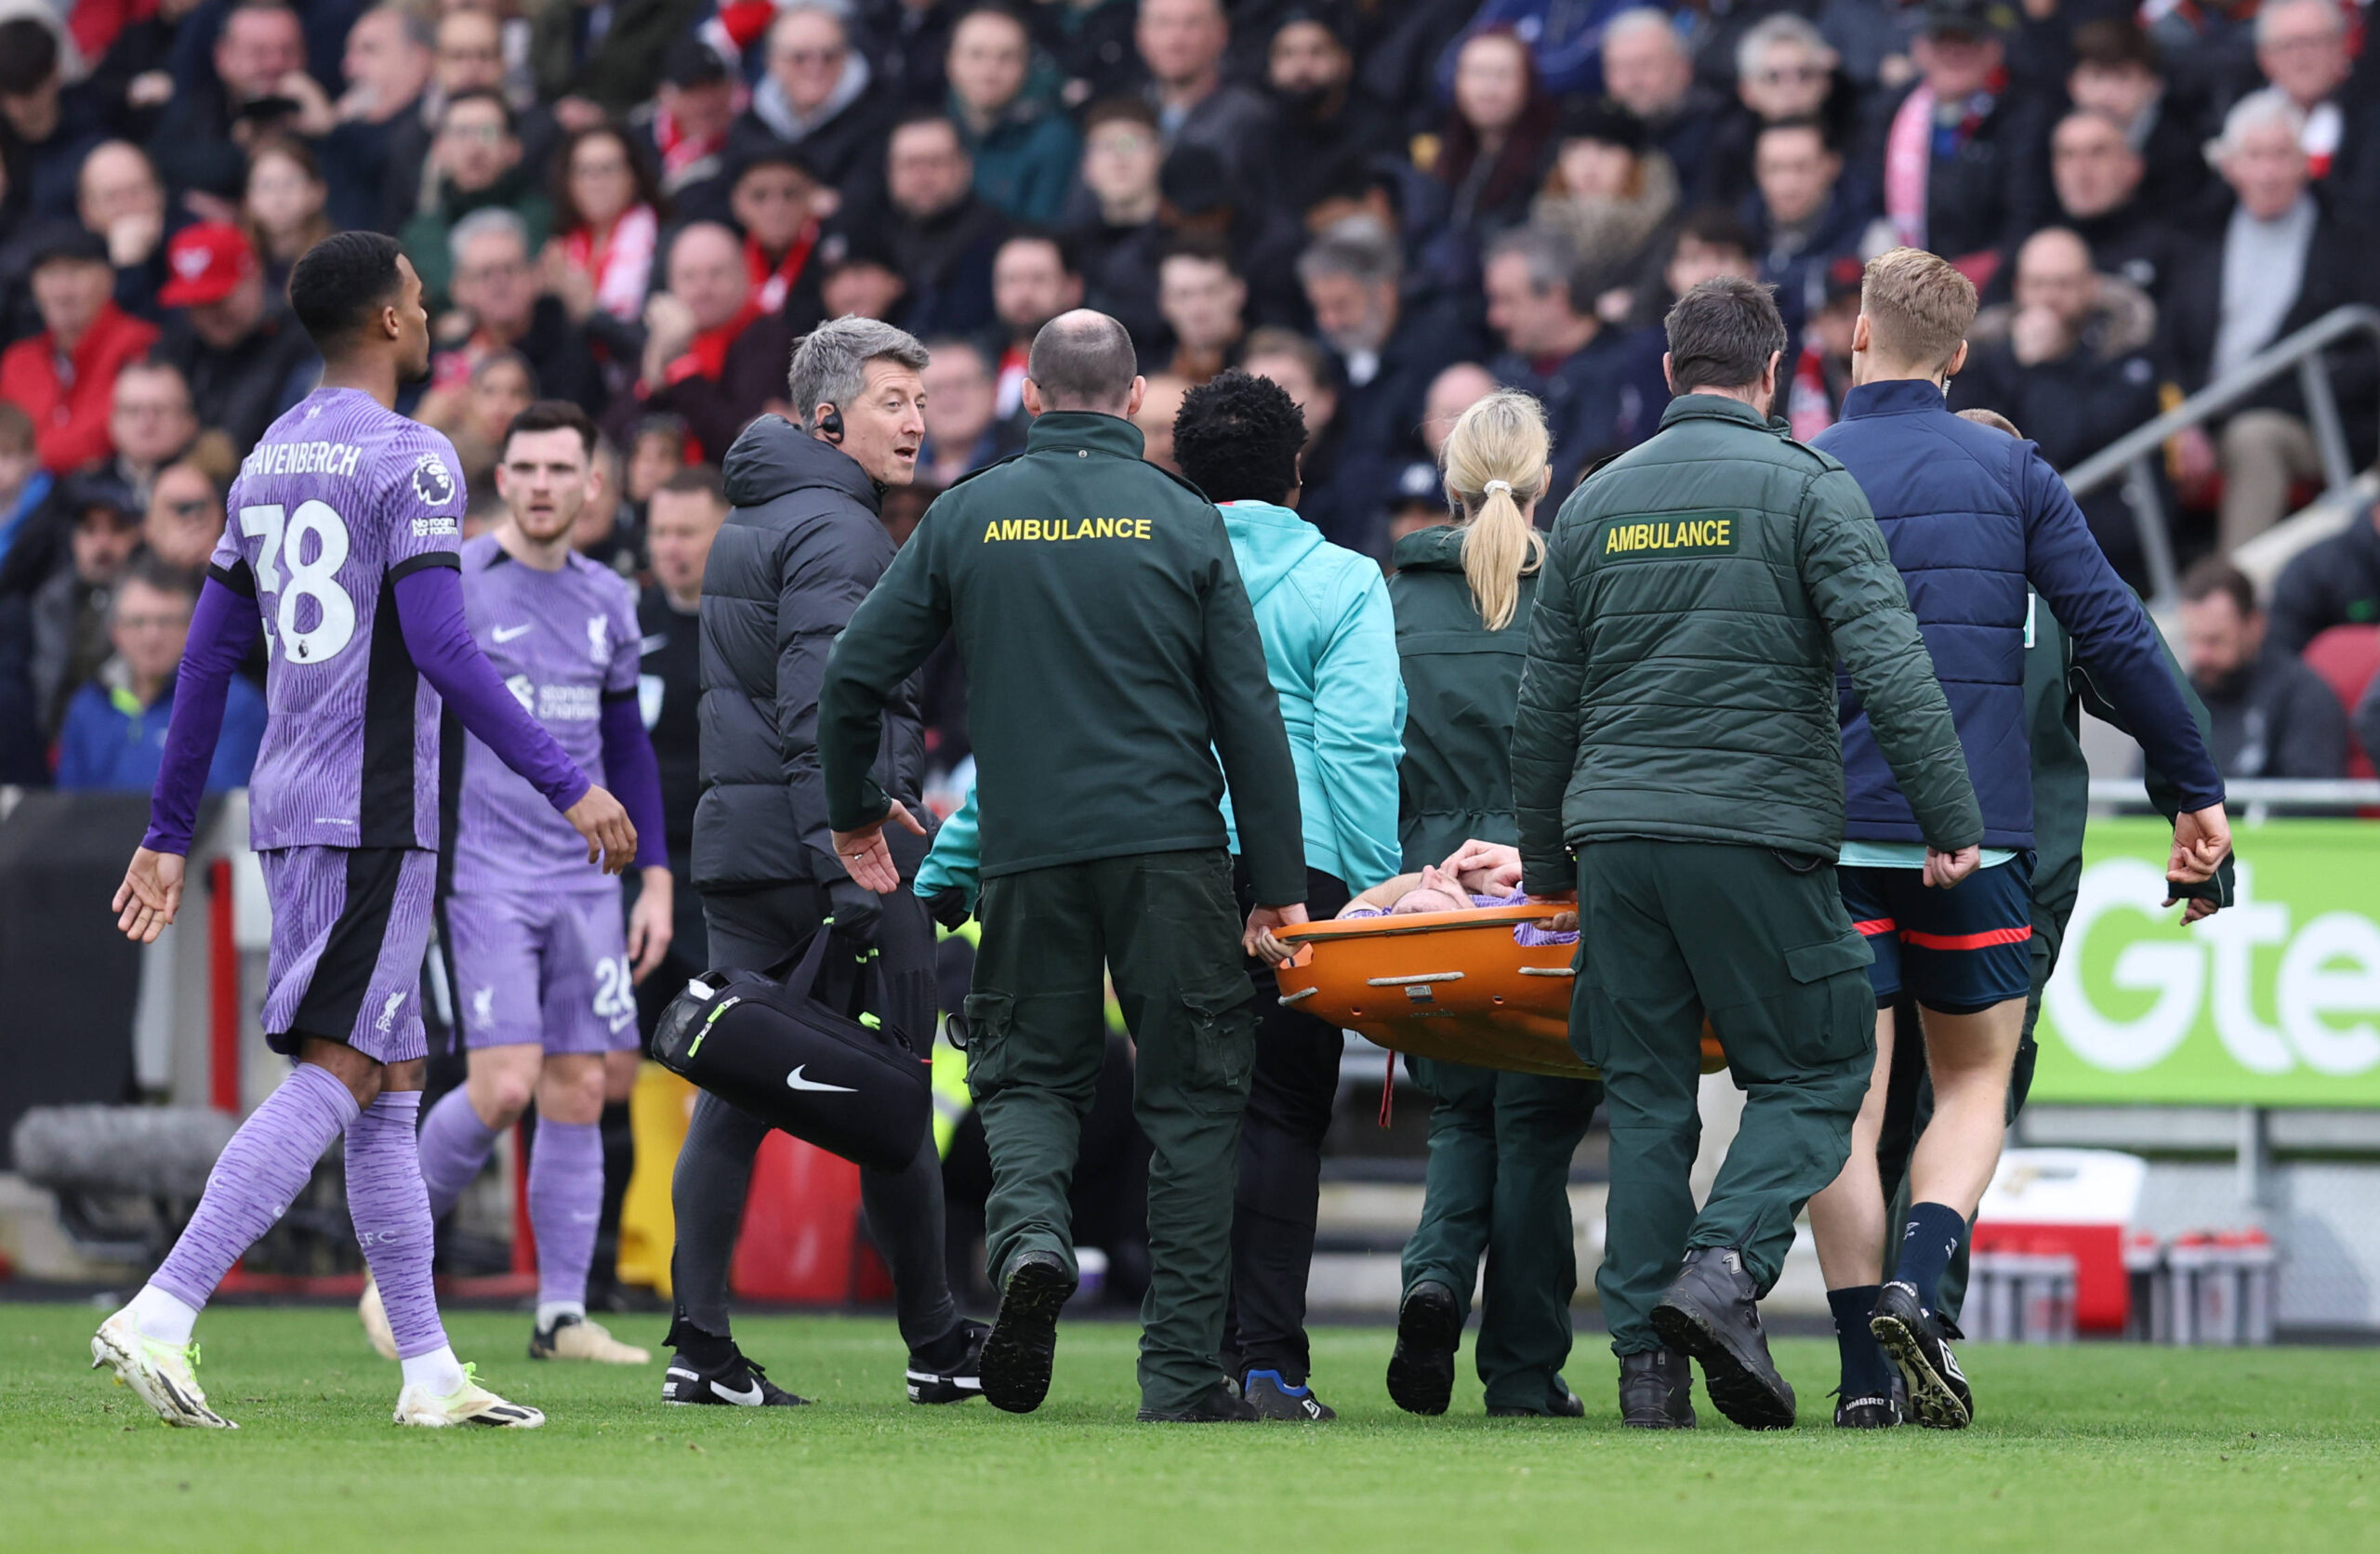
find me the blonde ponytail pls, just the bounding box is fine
[1440,390,1551,632]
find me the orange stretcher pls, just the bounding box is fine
[1271,904,1726,1080]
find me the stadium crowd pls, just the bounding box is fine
[5,0,2380,792]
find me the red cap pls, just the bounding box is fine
[159,222,258,308]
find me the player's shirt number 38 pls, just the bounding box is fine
[240,500,357,663]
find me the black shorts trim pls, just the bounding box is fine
[285,847,408,1047]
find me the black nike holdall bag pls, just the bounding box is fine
[652,926,930,1172]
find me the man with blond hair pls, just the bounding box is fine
[1808,247,2231,1431]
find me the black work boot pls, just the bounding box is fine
[1137,1383,1260,1422]
[1650,1247,1795,1430]
[1384,1280,1461,1416]
[980,1251,1075,1414]
[1617,1349,1697,1429]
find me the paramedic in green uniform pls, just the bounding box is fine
[817,309,1308,1424]
[1383,390,1604,1420]
[1509,277,1984,1430]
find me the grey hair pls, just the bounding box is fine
[2254,0,2342,48]
[1605,7,1685,57]
[1295,214,1401,290]
[1735,12,1830,81]
[1486,225,1579,299]
[787,315,931,428]
[2207,86,2308,166]
[449,205,530,269]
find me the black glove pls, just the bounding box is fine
[922,887,972,931]
[825,876,883,945]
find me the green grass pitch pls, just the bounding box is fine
[6,1303,2376,1553]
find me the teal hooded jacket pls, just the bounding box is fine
[918,498,1405,903]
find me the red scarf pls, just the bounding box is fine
[652,102,728,183]
[746,222,818,315]
[1788,341,1838,442]
[665,296,764,387]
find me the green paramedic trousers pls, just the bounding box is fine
[1571,839,1875,1355]
[1401,1059,1602,1411]
[963,848,1257,1412]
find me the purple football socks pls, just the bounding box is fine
[151,1062,358,1310]
[346,1088,448,1361]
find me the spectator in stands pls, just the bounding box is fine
[1747,118,1866,348]
[1156,237,1246,384]
[729,144,827,330]
[863,0,962,110]
[545,124,664,328]
[1240,325,1376,553]
[815,226,910,322]
[1870,0,2052,268]
[1950,228,2165,585]
[1138,0,1275,195]
[103,361,199,508]
[0,223,159,475]
[2165,88,2379,554]
[423,208,604,425]
[153,222,319,456]
[1599,9,1720,203]
[1432,27,1556,235]
[1131,369,1192,473]
[1298,216,1483,489]
[623,413,689,527]
[1784,256,1865,441]
[378,8,520,237]
[527,0,704,124]
[141,461,222,574]
[2066,20,2209,215]
[879,111,1009,337]
[1265,6,1391,218]
[56,555,265,792]
[2048,109,2183,301]
[1529,99,1679,317]
[0,16,105,222]
[24,477,142,737]
[1484,225,1638,491]
[574,437,643,577]
[1705,14,1856,208]
[0,404,52,577]
[2268,501,2380,654]
[637,37,739,220]
[150,0,311,192]
[1068,97,1166,346]
[628,220,774,462]
[732,3,891,201]
[2180,558,2350,779]
[315,5,435,235]
[1152,138,1306,331]
[2253,0,2380,215]
[918,335,1019,486]
[402,90,556,309]
[76,140,169,323]
[241,138,333,295]
[985,230,1083,419]
[947,6,1078,227]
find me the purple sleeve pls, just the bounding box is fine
[141,573,261,854]
[392,564,590,813]
[599,693,668,869]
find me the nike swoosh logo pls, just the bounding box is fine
[711,1378,763,1405]
[493,624,534,643]
[786,1065,857,1093]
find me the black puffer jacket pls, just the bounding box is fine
[693,416,928,893]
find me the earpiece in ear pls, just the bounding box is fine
[820,407,845,443]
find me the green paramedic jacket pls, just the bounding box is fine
[818,410,1307,906]
[1390,523,1539,870]
[1511,393,1983,896]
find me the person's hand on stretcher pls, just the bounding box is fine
[1334,842,1580,935]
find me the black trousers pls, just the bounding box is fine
[1221,863,1352,1386]
[667,879,959,1350]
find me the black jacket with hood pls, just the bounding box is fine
[693,415,929,894]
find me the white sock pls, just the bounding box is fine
[400,1344,468,1396]
[536,1300,587,1331]
[126,1284,199,1347]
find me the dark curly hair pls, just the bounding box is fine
[1172,370,1307,507]
[287,230,406,350]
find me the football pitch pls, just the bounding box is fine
[5,1304,2375,1553]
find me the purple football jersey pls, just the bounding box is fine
[449,533,641,891]
[210,388,468,850]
